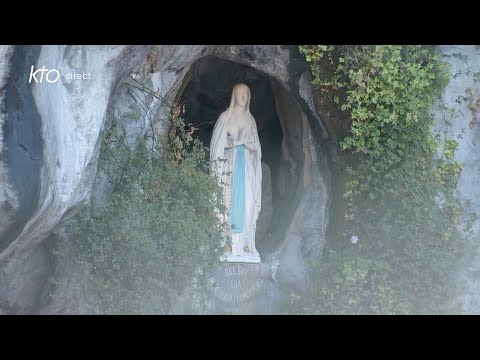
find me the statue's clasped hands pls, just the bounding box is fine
[236,128,257,152]
[236,128,247,146]
[226,128,255,151]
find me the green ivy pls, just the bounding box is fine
[293,45,467,314]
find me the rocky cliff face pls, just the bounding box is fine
[0,46,17,251]
[0,45,151,312]
[433,45,480,314]
[1,45,478,314]
[0,45,331,314]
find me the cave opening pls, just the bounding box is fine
[178,55,307,255]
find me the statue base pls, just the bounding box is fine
[207,262,266,313]
[221,253,261,264]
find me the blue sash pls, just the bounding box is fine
[230,145,246,233]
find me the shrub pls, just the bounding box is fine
[66,103,226,314]
[294,45,467,314]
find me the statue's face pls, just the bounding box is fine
[234,85,249,109]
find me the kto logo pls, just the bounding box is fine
[29,65,60,83]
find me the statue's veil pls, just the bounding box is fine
[210,84,262,220]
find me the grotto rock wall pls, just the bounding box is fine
[0,45,331,314]
[434,45,480,314]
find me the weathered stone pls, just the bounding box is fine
[0,240,51,313]
[256,162,273,244]
[1,45,331,314]
[0,45,151,312]
[205,263,269,314]
[0,45,18,248]
[1,46,43,254]
[434,45,480,314]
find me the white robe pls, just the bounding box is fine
[210,105,262,262]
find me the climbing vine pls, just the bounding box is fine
[292,45,468,314]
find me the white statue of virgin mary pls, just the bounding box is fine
[210,83,262,263]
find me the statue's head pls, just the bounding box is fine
[230,83,250,111]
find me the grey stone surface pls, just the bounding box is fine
[268,80,330,297]
[434,45,480,314]
[0,45,151,312]
[1,45,331,314]
[256,162,273,244]
[1,46,43,253]
[170,260,282,314]
[0,239,51,313]
[0,45,18,248]
[273,118,330,297]
[206,263,270,314]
